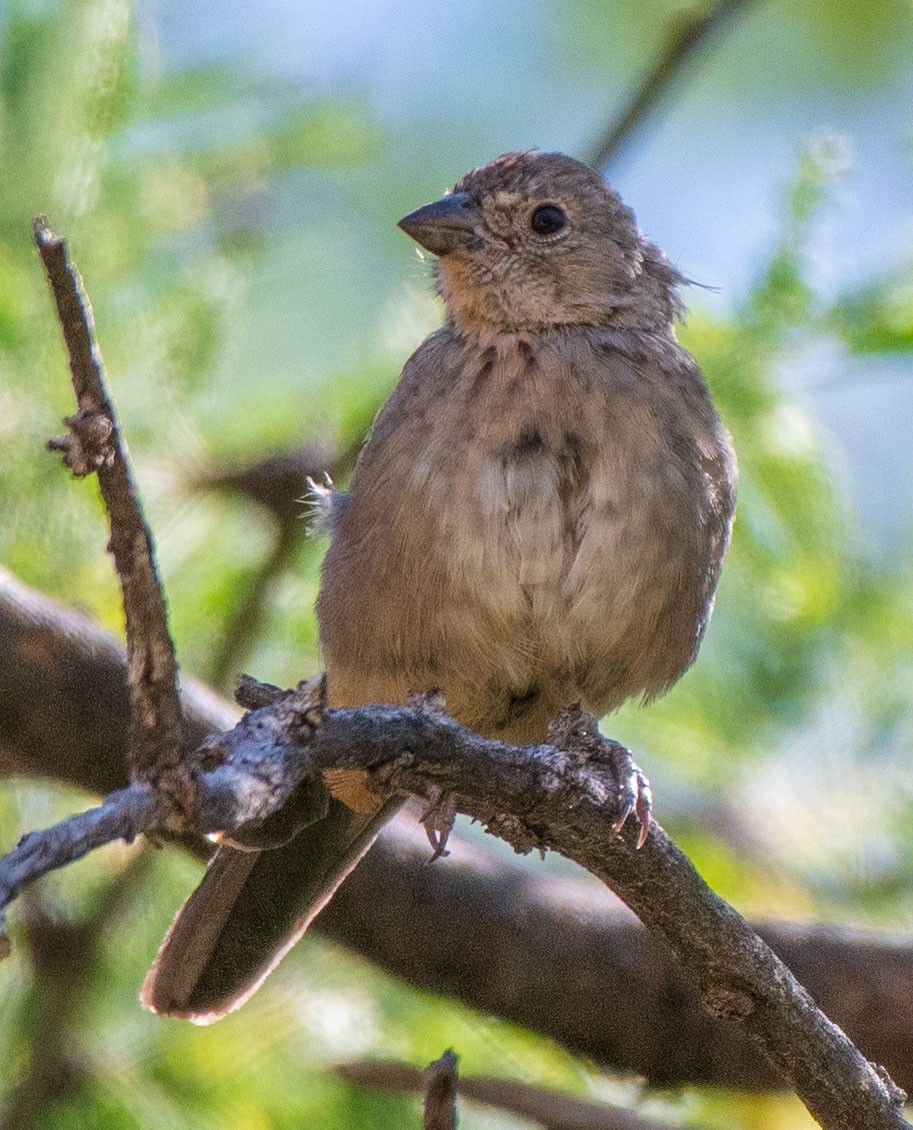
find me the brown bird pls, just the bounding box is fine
[142,151,736,1022]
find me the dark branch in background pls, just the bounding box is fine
[585,0,756,170]
[0,569,232,797]
[0,854,152,1130]
[3,570,913,1097]
[195,439,365,692]
[32,220,190,812]
[0,668,908,1130]
[339,1058,685,1130]
[207,519,303,693]
[422,1050,458,1130]
[198,445,339,529]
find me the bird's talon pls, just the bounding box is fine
[420,787,457,861]
[634,771,653,848]
[407,688,447,716]
[606,741,652,849]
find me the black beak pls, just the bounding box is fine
[398,192,480,256]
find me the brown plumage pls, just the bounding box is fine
[142,151,736,1021]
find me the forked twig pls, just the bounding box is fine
[34,219,191,815]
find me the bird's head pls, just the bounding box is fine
[398,150,685,335]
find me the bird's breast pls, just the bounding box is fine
[419,346,695,691]
[319,329,733,733]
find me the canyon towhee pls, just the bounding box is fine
[143,150,736,1021]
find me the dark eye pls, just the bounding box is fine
[530,204,568,237]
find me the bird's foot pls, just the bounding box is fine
[604,741,652,848]
[406,688,458,858]
[407,687,448,716]
[547,704,652,849]
[419,786,457,861]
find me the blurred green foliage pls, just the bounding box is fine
[2,1,913,1128]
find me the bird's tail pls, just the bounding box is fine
[141,795,402,1022]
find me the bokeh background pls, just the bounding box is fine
[2,0,913,1126]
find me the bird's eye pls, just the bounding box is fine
[530,204,568,237]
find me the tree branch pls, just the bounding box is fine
[3,571,913,1099]
[33,220,189,810]
[324,818,913,1095]
[0,567,234,797]
[585,0,756,170]
[0,784,159,934]
[196,444,337,692]
[0,675,908,1129]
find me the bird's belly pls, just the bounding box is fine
[431,446,701,731]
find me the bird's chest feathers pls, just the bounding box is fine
[417,352,662,616]
[470,421,584,589]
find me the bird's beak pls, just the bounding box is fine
[398,192,480,256]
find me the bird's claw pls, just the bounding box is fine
[407,687,447,716]
[547,706,652,849]
[419,786,457,861]
[607,742,652,849]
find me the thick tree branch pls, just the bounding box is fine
[325,818,913,1095]
[0,675,908,1129]
[33,220,189,809]
[298,699,910,1130]
[2,570,913,1098]
[585,0,756,170]
[0,568,233,796]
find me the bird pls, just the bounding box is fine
[142,150,736,1022]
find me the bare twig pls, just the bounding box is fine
[5,571,913,1094]
[0,677,908,1129]
[199,445,332,692]
[423,1050,458,1130]
[0,785,161,917]
[33,220,189,810]
[206,521,303,692]
[585,0,756,170]
[198,439,364,692]
[339,1057,687,1130]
